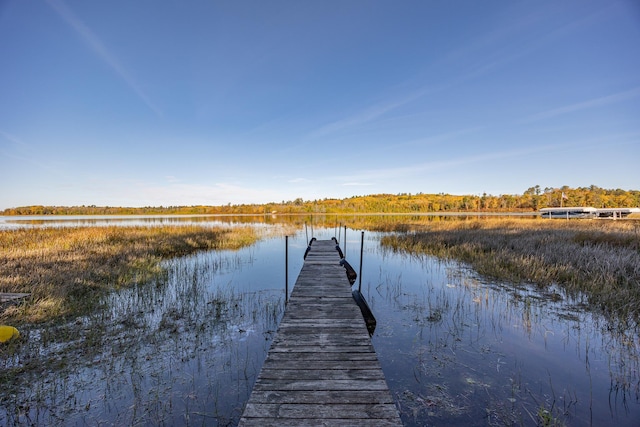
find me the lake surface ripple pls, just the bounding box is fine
[1,218,638,426]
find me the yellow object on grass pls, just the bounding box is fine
[0,325,20,343]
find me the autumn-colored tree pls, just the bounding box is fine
[3,186,639,216]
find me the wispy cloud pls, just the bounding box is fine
[0,130,67,177]
[341,182,372,187]
[83,179,283,206]
[288,177,313,184]
[45,0,162,116]
[0,130,23,146]
[308,86,435,139]
[305,4,611,142]
[423,2,617,94]
[336,129,640,186]
[0,130,29,161]
[385,126,485,152]
[335,143,570,184]
[521,86,640,123]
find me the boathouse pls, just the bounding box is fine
[539,207,640,219]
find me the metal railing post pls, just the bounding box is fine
[343,225,347,258]
[358,231,364,292]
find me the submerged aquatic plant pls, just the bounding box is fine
[370,234,639,427]
[380,218,640,328]
[1,248,285,426]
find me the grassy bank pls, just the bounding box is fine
[0,225,258,323]
[380,218,640,327]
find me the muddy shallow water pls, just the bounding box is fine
[1,217,638,426]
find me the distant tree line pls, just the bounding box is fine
[3,185,639,216]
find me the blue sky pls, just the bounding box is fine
[1,0,639,209]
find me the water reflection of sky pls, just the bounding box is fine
[1,219,638,426]
[362,234,639,426]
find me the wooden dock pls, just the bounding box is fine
[0,293,30,304]
[239,239,402,426]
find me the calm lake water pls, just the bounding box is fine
[1,215,638,426]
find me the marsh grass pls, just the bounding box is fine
[0,225,257,323]
[380,218,640,327]
[375,251,639,427]
[1,247,284,426]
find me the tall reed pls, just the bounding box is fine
[381,218,640,327]
[0,225,258,323]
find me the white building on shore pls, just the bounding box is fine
[539,207,640,219]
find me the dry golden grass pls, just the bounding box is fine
[381,218,640,326]
[0,225,257,323]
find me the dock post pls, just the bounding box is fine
[344,225,347,258]
[285,236,289,303]
[358,231,364,292]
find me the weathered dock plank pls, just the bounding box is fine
[0,293,30,304]
[245,389,395,405]
[238,239,402,426]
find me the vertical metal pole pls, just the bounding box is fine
[358,231,364,293]
[305,224,308,243]
[343,225,347,259]
[285,235,289,304]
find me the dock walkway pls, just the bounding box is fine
[239,239,402,426]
